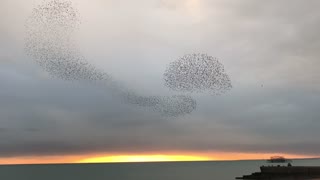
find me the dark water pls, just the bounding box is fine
[1,159,320,180]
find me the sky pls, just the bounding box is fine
[1,0,320,164]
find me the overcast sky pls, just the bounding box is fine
[1,0,320,158]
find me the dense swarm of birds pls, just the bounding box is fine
[164,53,232,94]
[25,0,110,82]
[123,93,196,117]
[153,95,196,117]
[25,0,197,117]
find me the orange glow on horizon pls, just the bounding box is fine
[0,152,314,165]
[78,155,211,163]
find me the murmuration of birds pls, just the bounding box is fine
[123,92,196,117]
[25,0,110,82]
[25,0,197,117]
[164,53,232,95]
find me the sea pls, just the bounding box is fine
[1,159,320,180]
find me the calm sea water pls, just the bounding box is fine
[1,159,320,180]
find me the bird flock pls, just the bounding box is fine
[25,0,110,82]
[25,0,232,117]
[164,53,232,95]
[124,93,196,117]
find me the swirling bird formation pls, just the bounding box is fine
[25,0,232,117]
[164,53,232,95]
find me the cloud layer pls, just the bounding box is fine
[1,0,320,157]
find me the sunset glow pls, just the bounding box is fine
[76,152,315,164]
[0,152,314,165]
[78,155,211,163]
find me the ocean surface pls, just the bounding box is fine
[1,159,320,180]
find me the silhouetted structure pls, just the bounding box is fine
[267,156,292,163]
[236,166,320,180]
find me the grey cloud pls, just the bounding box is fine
[1,77,320,157]
[1,0,320,158]
[208,0,320,89]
